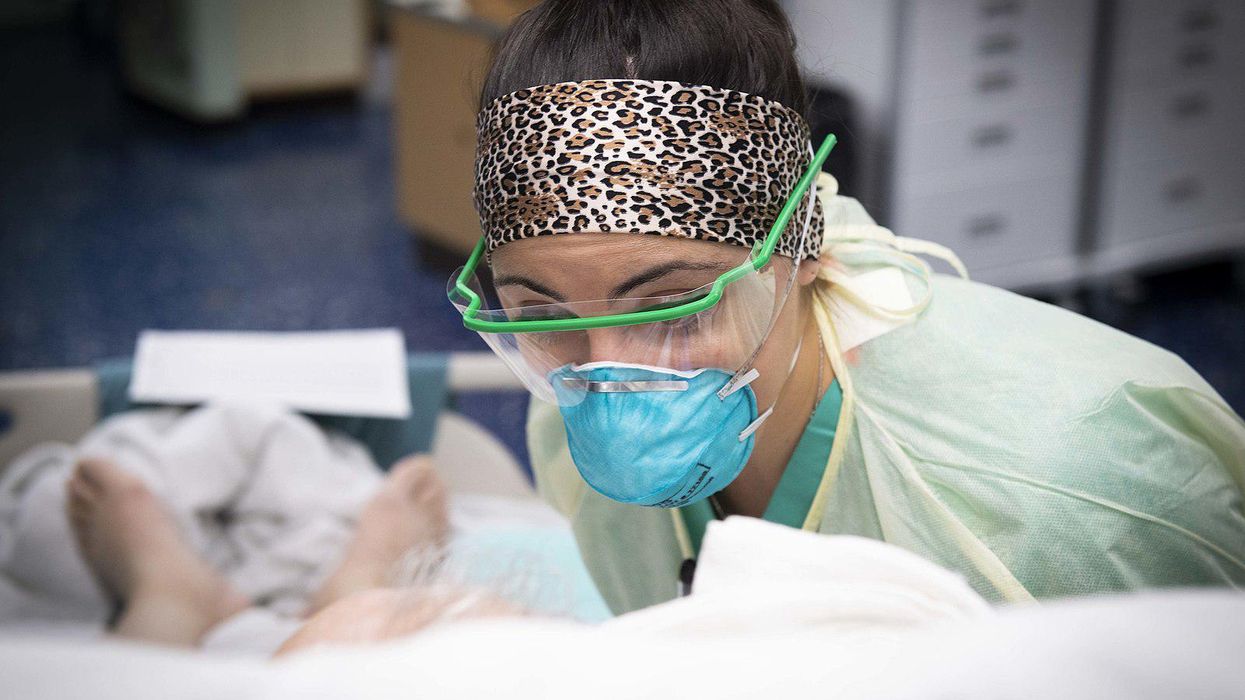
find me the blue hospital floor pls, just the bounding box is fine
[0,25,531,466]
[2,25,1243,471]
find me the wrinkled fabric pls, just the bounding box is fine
[527,174,1245,613]
[609,516,992,636]
[0,401,382,635]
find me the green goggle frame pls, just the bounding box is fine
[451,134,837,334]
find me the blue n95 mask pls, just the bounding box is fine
[550,362,772,508]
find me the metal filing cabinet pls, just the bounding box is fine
[1091,0,1245,277]
[889,0,1098,289]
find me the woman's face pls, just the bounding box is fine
[489,232,819,408]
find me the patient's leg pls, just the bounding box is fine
[276,586,520,656]
[307,455,449,614]
[280,457,516,656]
[65,458,251,648]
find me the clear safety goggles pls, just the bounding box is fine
[448,134,837,405]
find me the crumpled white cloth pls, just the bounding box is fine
[608,516,992,638]
[6,514,1241,700]
[0,401,383,635]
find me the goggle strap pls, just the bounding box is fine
[726,151,819,381]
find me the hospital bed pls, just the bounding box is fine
[0,351,532,501]
[4,354,1242,698]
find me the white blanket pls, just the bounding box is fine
[2,516,1242,698]
[0,401,383,636]
[610,517,991,636]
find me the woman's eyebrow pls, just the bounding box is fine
[493,275,567,303]
[493,261,731,303]
[609,261,732,298]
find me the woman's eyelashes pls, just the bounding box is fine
[661,306,718,331]
[527,305,578,320]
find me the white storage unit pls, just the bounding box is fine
[788,0,1244,293]
[889,0,1098,289]
[1091,0,1245,278]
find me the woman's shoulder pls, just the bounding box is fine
[839,275,1245,596]
[871,273,1220,400]
[847,271,1242,492]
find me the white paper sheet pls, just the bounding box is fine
[131,329,411,418]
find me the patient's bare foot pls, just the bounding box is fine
[65,458,251,647]
[309,455,449,613]
[277,587,520,657]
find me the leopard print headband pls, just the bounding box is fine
[474,79,825,260]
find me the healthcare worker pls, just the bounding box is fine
[449,0,1245,613]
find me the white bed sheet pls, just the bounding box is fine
[1,517,1242,699]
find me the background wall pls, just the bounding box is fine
[785,0,900,213]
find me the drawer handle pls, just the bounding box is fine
[1171,93,1210,120]
[979,32,1019,56]
[971,124,1013,149]
[1177,44,1217,70]
[967,215,1008,238]
[1164,177,1203,204]
[977,70,1016,93]
[1180,7,1220,33]
[980,0,1024,19]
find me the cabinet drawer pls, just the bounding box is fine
[1105,77,1245,167]
[1100,152,1245,246]
[904,0,1095,104]
[892,173,1080,271]
[1114,0,1245,90]
[894,97,1085,186]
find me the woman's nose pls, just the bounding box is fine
[583,328,641,365]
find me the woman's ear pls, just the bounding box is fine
[796,258,821,287]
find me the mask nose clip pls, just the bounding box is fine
[561,378,690,393]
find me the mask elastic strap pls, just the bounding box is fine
[719,367,760,399]
[729,334,804,441]
[787,335,804,374]
[738,406,774,441]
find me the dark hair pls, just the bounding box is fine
[479,0,809,120]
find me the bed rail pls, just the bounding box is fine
[0,352,522,469]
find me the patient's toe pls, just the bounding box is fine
[78,457,147,498]
[73,458,110,488]
[66,476,96,505]
[388,455,448,537]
